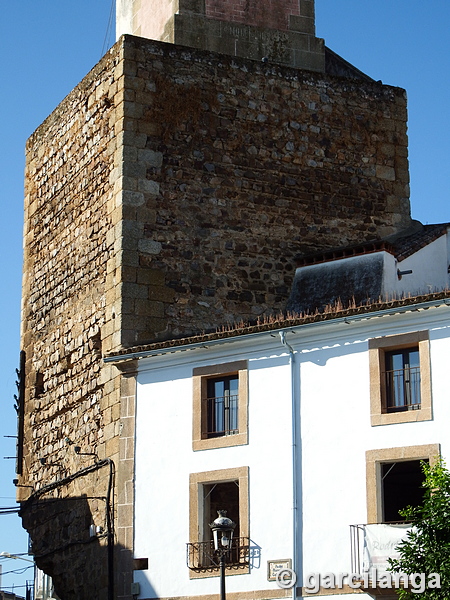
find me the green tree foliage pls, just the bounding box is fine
[388,459,450,598]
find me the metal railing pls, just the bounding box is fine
[385,367,421,411]
[350,523,411,575]
[206,394,238,437]
[187,537,250,572]
[350,524,363,574]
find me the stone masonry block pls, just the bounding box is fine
[120,375,137,399]
[138,239,162,254]
[137,149,163,168]
[122,191,145,207]
[376,165,396,181]
[135,299,165,317]
[289,15,315,35]
[138,179,160,195]
[136,268,166,286]
[117,131,147,149]
[120,250,139,267]
[105,436,120,457]
[122,282,149,299]
[179,0,206,14]
[300,0,315,19]
[148,285,175,303]
[122,161,146,179]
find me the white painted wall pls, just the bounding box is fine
[133,302,450,599]
[298,307,450,581]
[134,343,295,598]
[388,233,450,297]
[116,0,179,41]
[116,0,133,39]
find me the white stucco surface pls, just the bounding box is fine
[116,0,178,41]
[133,301,450,599]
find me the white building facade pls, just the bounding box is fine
[106,227,450,600]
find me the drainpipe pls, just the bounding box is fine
[279,331,298,600]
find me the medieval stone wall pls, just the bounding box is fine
[20,43,127,600]
[20,33,411,600]
[118,35,411,346]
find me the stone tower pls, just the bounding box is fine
[18,2,411,599]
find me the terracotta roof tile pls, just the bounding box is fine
[294,223,449,267]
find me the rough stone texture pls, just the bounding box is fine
[118,36,410,345]
[19,34,411,600]
[20,44,123,600]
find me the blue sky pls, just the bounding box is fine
[0,0,448,593]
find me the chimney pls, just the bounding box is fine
[116,0,324,71]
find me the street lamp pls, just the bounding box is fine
[209,510,236,600]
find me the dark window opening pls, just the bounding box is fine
[382,460,427,522]
[188,478,249,571]
[206,375,238,438]
[385,347,421,412]
[35,370,45,398]
[203,480,240,541]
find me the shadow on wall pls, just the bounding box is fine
[17,460,151,600]
[20,494,114,600]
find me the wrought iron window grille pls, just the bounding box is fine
[187,537,250,572]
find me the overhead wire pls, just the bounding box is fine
[0,566,33,576]
[0,507,20,514]
[101,0,116,57]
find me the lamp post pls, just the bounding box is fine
[209,510,236,600]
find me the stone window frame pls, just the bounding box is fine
[189,466,250,579]
[192,361,248,451]
[369,331,432,426]
[365,444,440,523]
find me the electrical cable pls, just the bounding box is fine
[0,566,33,576]
[101,0,116,57]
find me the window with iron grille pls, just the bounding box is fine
[206,375,238,438]
[384,347,421,412]
[369,331,432,427]
[192,361,248,451]
[188,467,250,576]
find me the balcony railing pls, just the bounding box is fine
[187,537,250,572]
[206,394,238,437]
[385,367,421,411]
[350,523,412,575]
[350,523,414,597]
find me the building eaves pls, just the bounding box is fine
[391,222,450,262]
[104,289,450,363]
